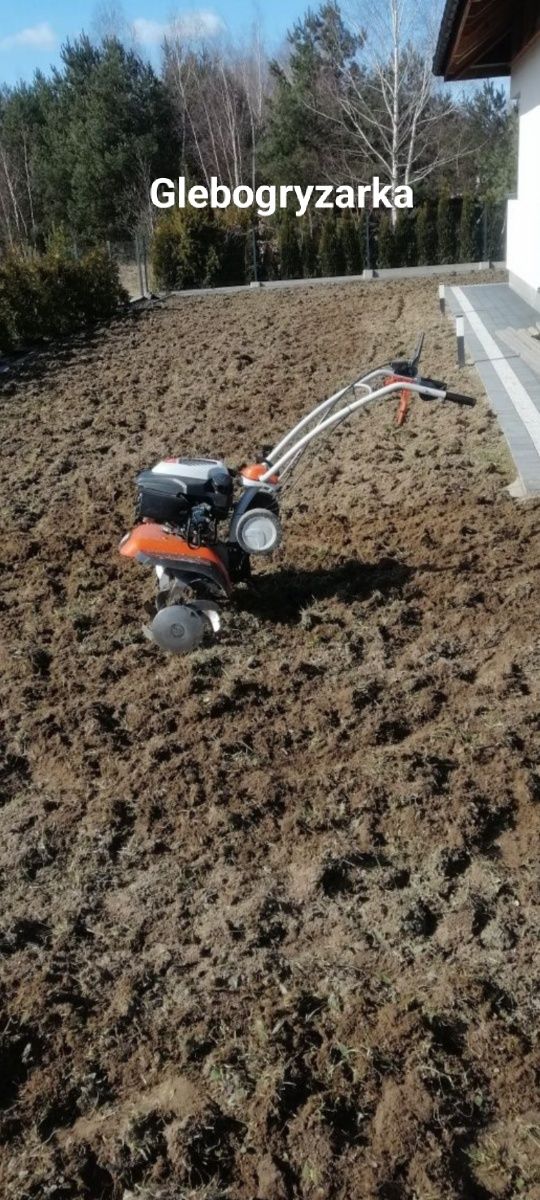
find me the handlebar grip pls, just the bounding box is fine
[444,391,476,408]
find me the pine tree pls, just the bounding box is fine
[458,193,478,263]
[259,4,361,186]
[35,37,179,243]
[464,81,517,201]
[437,193,457,265]
[279,214,302,279]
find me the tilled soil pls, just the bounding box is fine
[1,276,539,1200]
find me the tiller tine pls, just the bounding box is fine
[143,601,221,655]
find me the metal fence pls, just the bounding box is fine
[106,200,507,299]
[107,238,152,300]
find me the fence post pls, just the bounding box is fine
[482,204,488,262]
[251,226,258,284]
[438,283,445,314]
[142,238,149,296]
[135,234,144,299]
[456,314,465,368]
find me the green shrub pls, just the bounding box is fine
[204,245,223,287]
[301,226,320,277]
[0,256,42,348]
[319,216,344,277]
[377,214,394,268]
[416,202,437,265]
[151,211,192,290]
[261,238,278,281]
[243,228,256,284]
[458,193,478,262]
[222,228,248,285]
[0,289,15,353]
[483,199,505,261]
[151,209,251,289]
[0,246,126,354]
[151,208,219,290]
[279,214,302,279]
[340,212,363,274]
[437,192,457,264]
[42,247,126,331]
[358,213,371,270]
[393,212,416,266]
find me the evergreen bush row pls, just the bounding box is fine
[151,195,505,290]
[0,193,505,354]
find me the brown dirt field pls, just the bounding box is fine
[1,276,540,1200]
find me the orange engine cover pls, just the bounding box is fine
[119,523,232,595]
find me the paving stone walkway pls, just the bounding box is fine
[447,283,540,496]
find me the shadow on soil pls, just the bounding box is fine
[237,556,412,623]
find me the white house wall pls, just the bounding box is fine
[507,38,540,310]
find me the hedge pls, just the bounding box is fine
[150,196,505,292]
[151,208,248,290]
[0,247,128,354]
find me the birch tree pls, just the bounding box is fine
[163,27,269,192]
[238,23,269,192]
[300,0,458,219]
[163,40,245,189]
[0,88,36,250]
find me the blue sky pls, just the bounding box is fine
[0,2,307,86]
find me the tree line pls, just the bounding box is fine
[0,0,516,302]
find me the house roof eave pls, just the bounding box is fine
[433,0,466,78]
[433,0,526,81]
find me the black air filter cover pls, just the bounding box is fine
[136,470,190,528]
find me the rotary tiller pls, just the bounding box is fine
[119,335,475,654]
